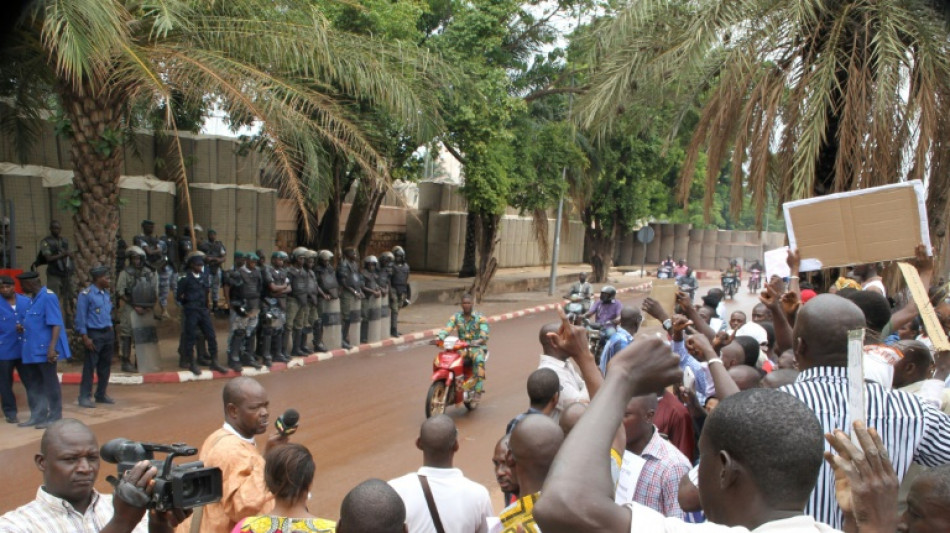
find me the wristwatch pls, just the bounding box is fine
[662,318,673,332]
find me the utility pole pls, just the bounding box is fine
[548,82,575,296]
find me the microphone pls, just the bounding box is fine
[275,408,299,437]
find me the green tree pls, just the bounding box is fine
[578,0,950,260]
[1,0,434,294]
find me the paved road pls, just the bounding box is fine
[0,277,765,518]
[0,309,565,516]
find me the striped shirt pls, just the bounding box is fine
[781,366,950,529]
[0,488,148,532]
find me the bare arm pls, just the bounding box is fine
[676,291,716,340]
[549,307,604,399]
[687,334,739,399]
[760,284,794,356]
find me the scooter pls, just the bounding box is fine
[563,293,590,323]
[748,269,762,294]
[658,265,674,279]
[425,337,487,418]
[722,274,739,299]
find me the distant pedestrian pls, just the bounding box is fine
[389,246,411,338]
[75,266,115,408]
[16,271,70,429]
[39,221,74,327]
[0,275,29,425]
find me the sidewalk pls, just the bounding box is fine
[49,264,657,385]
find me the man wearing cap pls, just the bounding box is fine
[389,246,411,337]
[115,246,157,373]
[314,250,338,352]
[16,271,70,429]
[262,251,291,363]
[39,221,75,326]
[177,252,226,374]
[0,275,29,424]
[199,229,227,309]
[75,266,115,408]
[337,247,364,349]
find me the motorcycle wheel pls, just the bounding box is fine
[425,381,449,418]
[464,391,480,411]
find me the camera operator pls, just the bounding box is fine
[176,377,288,532]
[0,419,188,532]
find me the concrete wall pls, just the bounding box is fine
[407,183,586,273]
[614,223,787,271]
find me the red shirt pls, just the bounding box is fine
[654,390,696,461]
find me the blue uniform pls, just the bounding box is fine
[0,294,30,421]
[21,287,70,424]
[76,284,115,402]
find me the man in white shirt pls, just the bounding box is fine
[0,419,185,533]
[533,330,843,533]
[389,415,492,533]
[537,323,590,412]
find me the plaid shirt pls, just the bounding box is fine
[0,488,148,533]
[630,427,691,519]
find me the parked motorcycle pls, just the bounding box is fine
[748,269,762,294]
[425,337,486,418]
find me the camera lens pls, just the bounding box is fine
[181,478,197,499]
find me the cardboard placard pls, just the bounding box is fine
[783,181,931,271]
[897,262,950,351]
[642,279,678,327]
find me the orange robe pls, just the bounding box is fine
[176,428,274,533]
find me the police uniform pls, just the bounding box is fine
[359,260,380,344]
[337,255,363,348]
[133,222,167,317]
[39,233,74,327]
[315,253,339,351]
[226,257,263,370]
[303,252,323,354]
[0,278,30,424]
[115,253,158,372]
[160,223,179,273]
[17,272,71,427]
[285,251,309,356]
[177,254,225,374]
[390,252,411,337]
[75,267,114,406]
[199,235,227,306]
[261,253,290,364]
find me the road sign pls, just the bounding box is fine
[637,226,655,244]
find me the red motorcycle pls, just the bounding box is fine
[425,337,484,418]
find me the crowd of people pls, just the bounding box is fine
[4,240,950,533]
[0,220,414,428]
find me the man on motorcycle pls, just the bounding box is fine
[659,255,675,278]
[673,259,689,278]
[721,260,741,297]
[584,286,622,334]
[566,272,593,308]
[437,293,490,397]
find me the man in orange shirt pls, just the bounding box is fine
[177,377,289,532]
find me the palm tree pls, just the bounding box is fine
[1,0,439,291]
[578,0,950,257]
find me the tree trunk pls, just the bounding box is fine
[468,212,501,301]
[586,215,618,283]
[357,189,386,256]
[314,156,352,257]
[342,175,385,254]
[59,79,125,358]
[928,101,950,276]
[459,212,478,278]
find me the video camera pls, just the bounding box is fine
[101,438,222,512]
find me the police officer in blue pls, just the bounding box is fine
[0,275,29,424]
[16,271,70,430]
[177,251,228,375]
[75,266,115,408]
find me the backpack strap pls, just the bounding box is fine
[417,475,446,533]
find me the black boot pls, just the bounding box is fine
[390,311,400,337]
[184,350,201,376]
[208,350,228,373]
[272,332,289,363]
[260,333,273,367]
[290,328,302,356]
[299,328,311,356]
[312,321,327,352]
[228,334,244,372]
[240,333,262,370]
[120,337,136,373]
[360,319,369,344]
[281,329,292,360]
[341,320,352,349]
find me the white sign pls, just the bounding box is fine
[764,247,790,280]
[614,450,647,504]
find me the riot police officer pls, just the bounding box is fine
[315,249,340,350]
[199,228,227,308]
[176,252,227,374]
[285,247,310,356]
[115,246,158,373]
[227,252,263,371]
[389,246,411,337]
[133,220,168,320]
[178,225,202,273]
[337,247,364,349]
[360,256,382,344]
[304,250,327,353]
[262,250,292,364]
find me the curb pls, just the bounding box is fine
[54,282,653,386]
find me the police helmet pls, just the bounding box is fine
[304,249,318,259]
[185,251,206,265]
[272,251,289,260]
[380,251,395,261]
[364,255,378,264]
[292,247,309,259]
[392,246,405,255]
[126,246,146,258]
[318,250,333,261]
